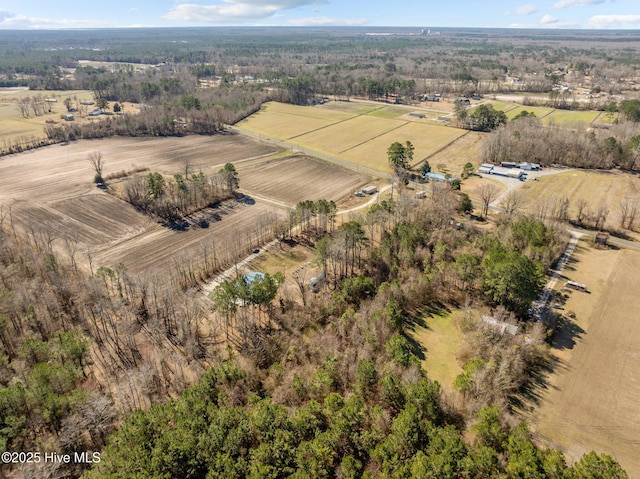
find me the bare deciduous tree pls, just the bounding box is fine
[475,183,500,218]
[89,151,105,183]
[500,190,525,217]
[575,198,588,225]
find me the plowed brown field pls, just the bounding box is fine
[238,155,369,206]
[0,135,283,275]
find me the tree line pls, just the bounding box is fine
[483,116,640,171]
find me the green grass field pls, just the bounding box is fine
[236,102,354,140]
[366,106,410,119]
[542,109,600,126]
[592,110,619,125]
[319,101,381,115]
[295,115,407,155]
[411,310,463,391]
[489,99,605,127]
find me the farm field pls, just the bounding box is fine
[340,121,467,173]
[239,101,471,174]
[236,101,354,140]
[517,170,640,230]
[238,155,369,206]
[524,245,640,477]
[484,100,519,112]
[0,135,282,274]
[294,115,405,154]
[489,99,607,127]
[93,202,284,275]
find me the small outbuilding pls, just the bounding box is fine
[595,232,609,246]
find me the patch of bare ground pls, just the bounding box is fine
[238,155,370,206]
[521,244,640,477]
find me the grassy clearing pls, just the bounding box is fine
[424,131,486,174]
[237,102,353,140]
[592,110,619,125]
[411,309,463,392]
[319,101,381,115]
[517,170,640,230]
[542,109,600,126]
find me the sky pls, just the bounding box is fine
[0,0,639,30]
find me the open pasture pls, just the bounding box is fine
[238,155,369,206]
[517,170,639,230]
[424,131,485,174]
[366,105,411,119]
[485,100,520,112]
[0,135,282,275]
[318,101,381,115]
[526,246,640,477]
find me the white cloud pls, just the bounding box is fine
[0,10,104,28]
[514,4,538,15]
[553,0,605,10]
[540,14,559,24]
[164,0,327,23]
[288,16,368,26]
[587,14,640,28]
[508,14,578,28]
